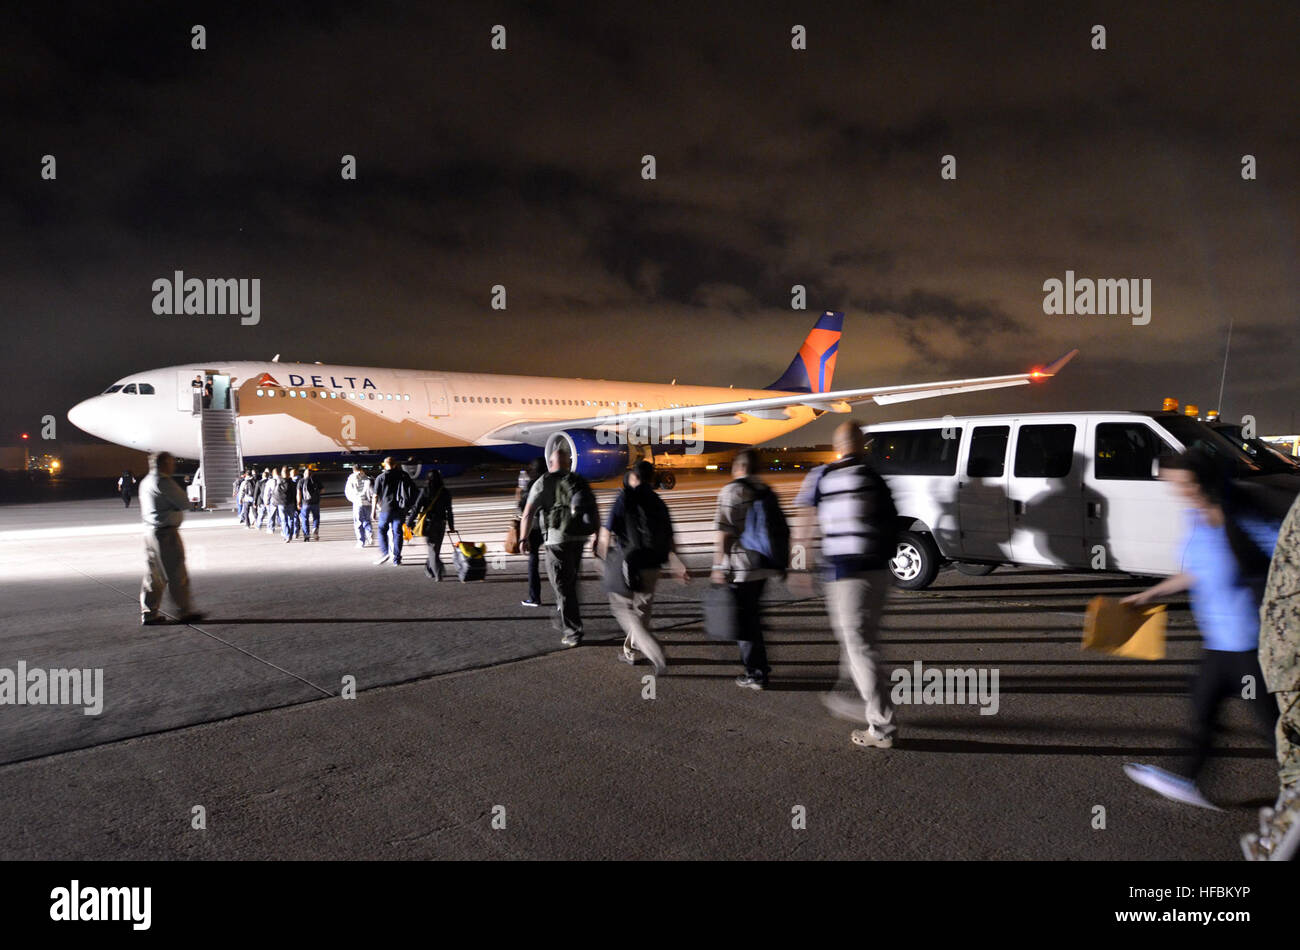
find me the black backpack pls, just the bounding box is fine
[621,489,673,569]
[301,475,322,504]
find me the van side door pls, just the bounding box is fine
[957,424,1012,561]
[1008,422,1085,567]
[1084,419,1181,575]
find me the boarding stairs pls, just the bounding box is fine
[198,407,243,510]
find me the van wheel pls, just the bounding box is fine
[954,562,997,576]
[658,472,676,490]
[890,531,941,590]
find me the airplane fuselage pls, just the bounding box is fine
[68,361,817,463]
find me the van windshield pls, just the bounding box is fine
[1147,414,1261,477]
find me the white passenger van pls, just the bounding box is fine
[862,410,1297,589]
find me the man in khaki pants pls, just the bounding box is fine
[791,421,899,749]
[139,452,204,625]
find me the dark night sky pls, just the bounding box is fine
[3,0,1298,448]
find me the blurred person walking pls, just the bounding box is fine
[139,451,203,625]
[791,421,899,749]
[596,460,688,675]
[1122,447,1281,808]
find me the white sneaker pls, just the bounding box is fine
[850,728,894,749]
[373,554,391,565]
[355,541,364,549]
[1123,763,1221,810]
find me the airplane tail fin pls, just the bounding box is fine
[766,310,843,394]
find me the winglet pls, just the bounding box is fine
[1031,348,1079,380]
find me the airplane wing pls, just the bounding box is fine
[487,349,1078,444]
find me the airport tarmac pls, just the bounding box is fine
[0,474,1278,860]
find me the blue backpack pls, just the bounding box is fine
[738,481,790,572]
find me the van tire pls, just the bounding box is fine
[954,562,997,576]
[657,472,676,490]
[890,531,941,590]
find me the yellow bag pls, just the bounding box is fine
[1082,596,1167,660]
[402,523,413,541]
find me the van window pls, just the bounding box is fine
[867,428,959,476]
[1095,422,1173,480]
[1014,424,1076,478]
[967,426,1010,477]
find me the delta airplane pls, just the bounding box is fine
[67,312,1077,481]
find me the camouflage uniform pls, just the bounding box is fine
[1260,495,1300,796]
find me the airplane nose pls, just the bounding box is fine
[67,398,100,438]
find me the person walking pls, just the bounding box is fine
[371,456,415,565]
[407,470,455,580]
[596,460,688,675]
[711,449,787,690]
[297,465,323,541]
[272,466,296,543]
[345,464,375,548]
[138,451,203,625]
[257,468,279,533]
[791,420,900,749]
[117,470,136,508]
[517,457,546,607]
[520,444,599,646]
[1122,447,1281,808]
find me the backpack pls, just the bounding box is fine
[620,489,673,569]
[545,472,599,537]
[301,475,322,504]
[737,480,790,572]
[394,472,414,511]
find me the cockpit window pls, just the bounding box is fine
[104,384,124,394]
[121,384,138,394]
[137,382,155,395]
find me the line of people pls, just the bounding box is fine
[233,465,324,542]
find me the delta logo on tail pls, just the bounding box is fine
[766,311,842,394]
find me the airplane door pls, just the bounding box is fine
[1008,422,1086,568]
[957,424,1012,560]
[423,380,450,418]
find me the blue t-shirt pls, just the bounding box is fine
[1179,508,1279,652]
